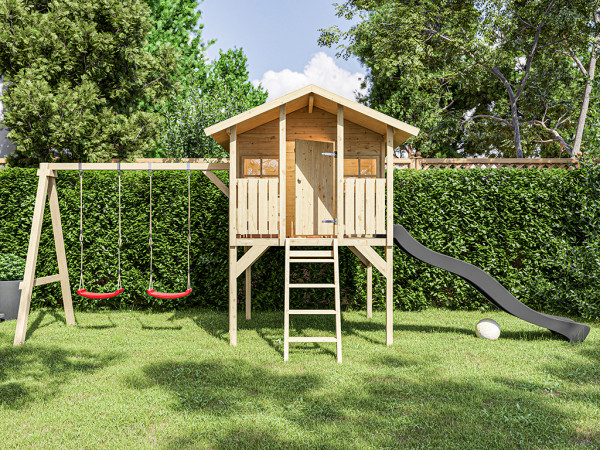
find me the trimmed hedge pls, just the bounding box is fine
[0,166,598,318]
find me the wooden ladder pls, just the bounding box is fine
[284,238,342,363]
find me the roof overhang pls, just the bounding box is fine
[204,84,420,151]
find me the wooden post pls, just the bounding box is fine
[386,245,393,346]
[386,126,394,247]
[48,174,75,326]
[279,105,286,244]
[229,125,238,346]
[337,104,344,241]
[367,263,372,319]
[14,165,74,345]
[245,246,251,320]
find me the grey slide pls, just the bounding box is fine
[393,224,590,343]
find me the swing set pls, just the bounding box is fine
[13,160,229,346]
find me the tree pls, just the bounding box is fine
[0,0,177,164]
[320,0,594,158]
[160,48,268,159]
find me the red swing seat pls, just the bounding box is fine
[146,288,192,300]
[77,288,125,299]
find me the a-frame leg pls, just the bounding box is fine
[14,166,74,345]
[48,175,74,325]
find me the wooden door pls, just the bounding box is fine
[294,139,335,235]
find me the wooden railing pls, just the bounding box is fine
[393,157,585,170]
[343,178,386,236]
[236,178,280,235]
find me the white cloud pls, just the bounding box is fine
[253,52,367,101]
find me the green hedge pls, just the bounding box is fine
[0,166,598,318]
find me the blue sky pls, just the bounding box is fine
[199,0,367,100]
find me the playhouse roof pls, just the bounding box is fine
[204,84,420,150]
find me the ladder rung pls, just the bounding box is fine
[288,337,338,343]
[288,309,337,315]
[289,283,336,289]
[289,250,333,258]
[289,258,335,263]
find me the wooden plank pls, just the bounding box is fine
[289,250,333,258]
[245,247,251,321]
[279,105,286,243]
[375,179,386,234]
[235,245,270,278]
[18,274,61,290]
[355,178,365,235]
[334,238,342,363]
[284,239,290,361]
[202,170,229,198]
[258,178,268,234]
[352,245,387,278]
[386,245,393,346]
[288,309,336,315]
[229,125,237,246]
[365,178,375,235]
[247,178,258,233]
[268,178,278,234]
[308,94,314,113]
[289,283,336,288]
[237,180,248,234]
[289,258,335,263]
[229,246,237,346]
[367,264,373,319]
[348,246,369,266]
[48,176,74,326]
[317,142,335,235]
[47,162,229,171]
[345,179,355,235]
[386,126,394,246]
[337,104,344,241]
[14,167,51,346]
[288,336,337,343]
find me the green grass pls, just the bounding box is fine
[0,308,598,449]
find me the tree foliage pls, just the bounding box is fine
[160,48,268,159]
[0,0,177,165]
[320,0,599,158]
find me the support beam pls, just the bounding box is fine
[48,174,75,326]
[337,104,344,241]
[245,247,251,320]
[229,125,237,247]
[351,245,387,278]
[279,104,287,245]
[308,94,314,113]
[235,245,270,278]
[202,170,229,198]
[229,246,238,346]
[386,126,394,247]
[386,246,394,346]
[367,264,373,319]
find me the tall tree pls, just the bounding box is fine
[0,0,177,164]
[160,48,268,159]
[320,0,592,158]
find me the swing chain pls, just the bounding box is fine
[148,164,153,290]
[187,163,191,290]
[79,166,84,290]
[117,163,122,290]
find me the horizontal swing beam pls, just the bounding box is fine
[43,162,229,171]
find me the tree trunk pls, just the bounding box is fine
[572,15,599,156]
[509,97,524,158]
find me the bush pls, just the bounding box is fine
[0,167,598,318]
[0,253,26,281]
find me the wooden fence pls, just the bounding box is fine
[392,157,590,170]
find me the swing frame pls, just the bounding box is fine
[13,160,229,346]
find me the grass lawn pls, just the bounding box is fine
[0,307,598,449]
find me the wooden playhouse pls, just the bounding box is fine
[205,85,419,362]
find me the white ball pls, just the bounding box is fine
[475,319,501,340]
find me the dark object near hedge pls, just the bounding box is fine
[393,224,590,343]
[0,280,21,321]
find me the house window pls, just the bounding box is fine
[242,157,279,178]
[344,157,378,178]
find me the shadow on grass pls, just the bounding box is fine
[134,315,183,331]
[126,356,595,449]
[77,314,117,330]
[0,345,122,409]
[24,310,66,340]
